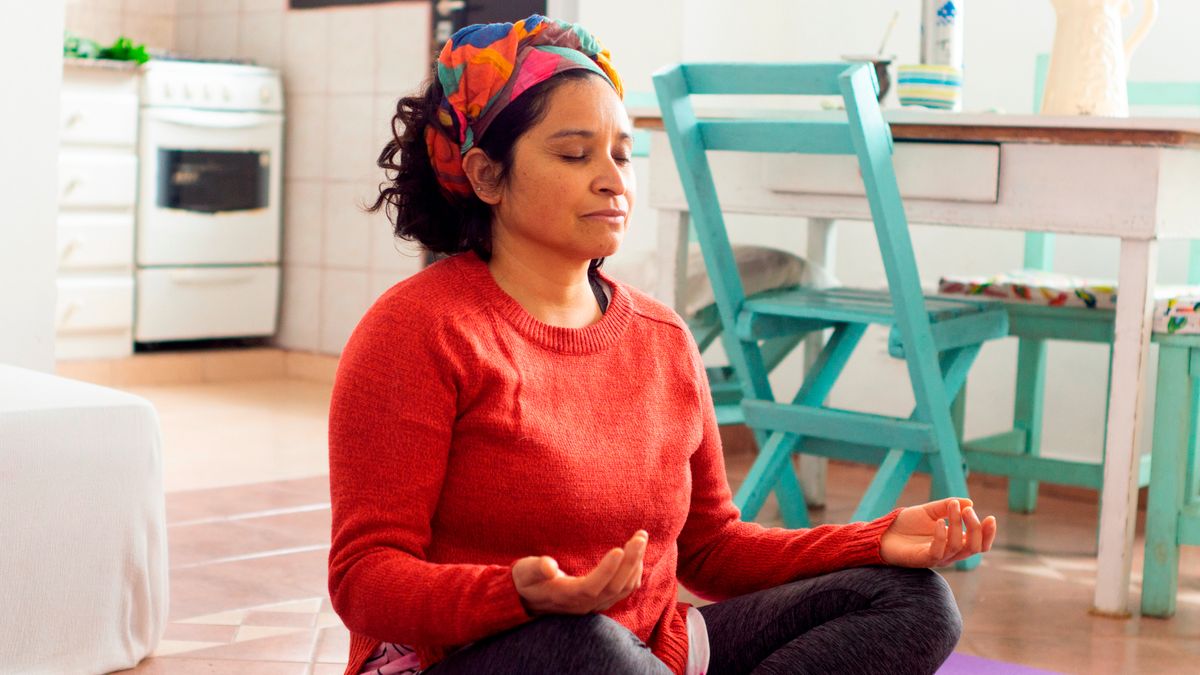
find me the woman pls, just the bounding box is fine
[328,15,997,675]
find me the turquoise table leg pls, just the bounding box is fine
[1142,344,1194,617]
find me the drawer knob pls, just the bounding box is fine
[57,300,83,329]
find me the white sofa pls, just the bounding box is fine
[0,364,167,674]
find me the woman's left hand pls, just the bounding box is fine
[879,497,997,568]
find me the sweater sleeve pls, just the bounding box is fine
[675,338,902,601]
[327,301,532,648]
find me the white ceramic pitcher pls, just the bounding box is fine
[1041,0,1158,116]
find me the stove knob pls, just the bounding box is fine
[183,84,192,100]
[259,85,272,104]
[162,83,172,99]
[222,86,232,102]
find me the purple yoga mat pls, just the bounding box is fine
[937,652,1063,675]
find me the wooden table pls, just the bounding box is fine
[634,110,1200,617]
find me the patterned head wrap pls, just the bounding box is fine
[423,14,624,199]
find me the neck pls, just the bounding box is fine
[487,237,602,329]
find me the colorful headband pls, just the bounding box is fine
[423,14,624,199]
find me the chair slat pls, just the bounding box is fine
[742,400,936,452]
[698,120,857,155]
[680,62,860,96]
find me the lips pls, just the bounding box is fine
[583,209,627,219]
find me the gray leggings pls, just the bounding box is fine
[421,566,962,675]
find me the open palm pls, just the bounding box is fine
[880,497,997,568]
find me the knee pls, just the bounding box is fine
[884,567,963,648]
[534,614,667,674]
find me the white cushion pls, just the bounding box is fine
[605,243,837,319]
[0,365,167,674]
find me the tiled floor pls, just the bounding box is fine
[97,366,1200,675]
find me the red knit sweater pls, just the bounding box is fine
[327,251,901,675]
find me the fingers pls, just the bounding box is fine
[982,515,997,552]
[590,531,648,611]
[940,510,1000,567]
[964,506,983,554]
[513,555,557,586]
[928,514,949,562]
[579,547,626,597]
[921,496,973,520]
[943,499,965,559]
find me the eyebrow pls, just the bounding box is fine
[547,129,634,142]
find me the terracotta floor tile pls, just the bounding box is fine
[160,622,239,643]
[243,611,319,629]
[312,625,351,664]
[173,628,317,663]
[112,657,310,674]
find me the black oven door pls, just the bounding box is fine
[157,148,271,214]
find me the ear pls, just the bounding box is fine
[461,147,502,205]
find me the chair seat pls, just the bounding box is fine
[741,285,1006,342]
[940,270,1200,335]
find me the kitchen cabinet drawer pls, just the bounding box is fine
[135,266,280,342]
[55,276,134,333]
[57,213,134,271]
[763,141,1001,204]
[58,151,137,208]
[59,91,138,147]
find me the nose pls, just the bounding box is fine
[593,153,629,197]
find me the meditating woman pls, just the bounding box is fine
[328,15,996,675]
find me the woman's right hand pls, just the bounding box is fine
[511,530,648,615]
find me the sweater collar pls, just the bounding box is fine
[454,250,633,355]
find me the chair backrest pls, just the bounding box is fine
[1031,53,1200,282]
[652,62,930,326]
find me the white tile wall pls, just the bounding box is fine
[319,269,370,354]
[196,14,239,60]
[283,10,329,95]
[322,183,372,270]
[238,10,284,68]
[328,8,376,95]
[283,179,325,266]
[284,94,326,180]
[279,264,322,352]
[324,94,376,183]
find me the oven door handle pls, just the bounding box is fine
[145,108,281,130]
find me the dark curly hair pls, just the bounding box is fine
[368,63,605,272]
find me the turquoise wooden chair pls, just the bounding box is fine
[942,55,1200,514]
[1143,332,1200,617]
[653,62,1009,569]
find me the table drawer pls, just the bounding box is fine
[763,141,1001,204]
[55,276,134,333]
[59,91,138,147]
[135,266,280,342]
[57,213,134,271]
[58,151,137,208]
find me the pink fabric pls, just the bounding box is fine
[359,641,421,674]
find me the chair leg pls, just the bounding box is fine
[1009,337,1048,513]
[1142,345,1194,618]
[734,325,865,523]
[930,346,982,570]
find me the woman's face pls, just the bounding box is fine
[490,74,635,265]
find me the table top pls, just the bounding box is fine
[631,109,1200,148]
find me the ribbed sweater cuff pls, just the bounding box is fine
[843,507,904,567]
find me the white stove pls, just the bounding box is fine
[133,59,285,343]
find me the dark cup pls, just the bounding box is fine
[841,55,894,101]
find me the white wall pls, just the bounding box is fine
[0,0,65,373]
[584,0,1188,463]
